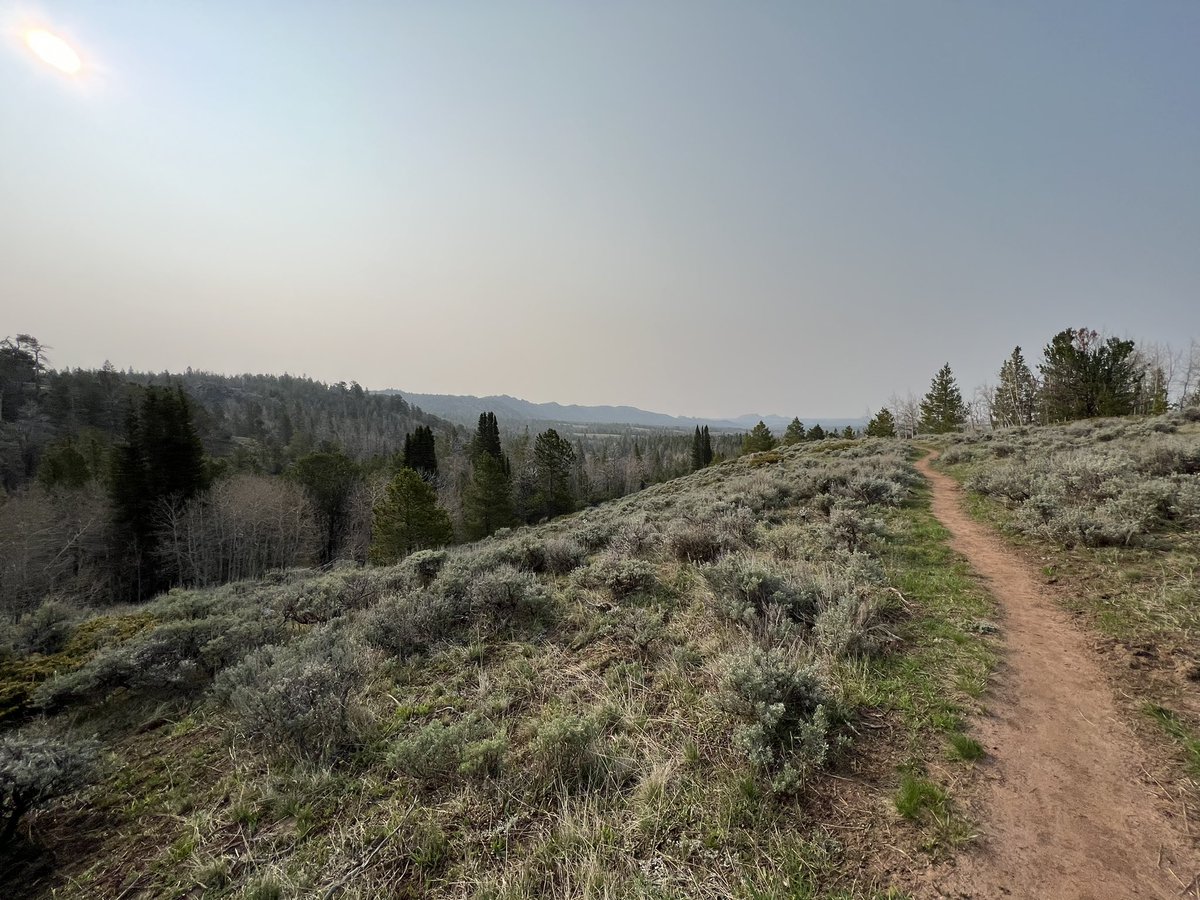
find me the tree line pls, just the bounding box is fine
[0,336,753,616]
[866,327,1200,437]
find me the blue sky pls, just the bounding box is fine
[2,1,1197,417]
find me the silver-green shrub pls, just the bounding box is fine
[0,734,101,846]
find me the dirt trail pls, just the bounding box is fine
[915,453,1197,900]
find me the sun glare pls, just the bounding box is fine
[24,28,82,75]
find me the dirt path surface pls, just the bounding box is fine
[915,453,1198,900]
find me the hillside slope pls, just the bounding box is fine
[1,439,997,898]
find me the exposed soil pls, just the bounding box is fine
[916,453,1199,899]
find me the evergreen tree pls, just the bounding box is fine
[464,411,513,538]
[782,418,806,445]
[369,469,453,563]
[472,412,503,462]
[37,439,92,489]
[742,421,777,453]
[806,423,826,441]
[841,426,856,439]
[110,386,209,597]
[918,364,967,434]
[992,346,1038,427]
[700,425,714,466]
[690,426,705,471]
[1038,328,1141,422]
[464,454,515,538]
[401,425,438,477]
[291,449,360,565]
[865,407,896,438]
[533,428,576,519]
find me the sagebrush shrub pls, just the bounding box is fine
[469,565,551,621]
[0,734,101,846]
[665,520,726,563]
[720,645,831,792]
[213,624,370,766]
[389,717,502,783]
[813,595,884,659]
[359,589,467,660]
[704,555,820,625]
[401,549,448,586]
[526,710,632,794]
[38,607,284,709]
[582,553,657,600]
[12,600,77,656]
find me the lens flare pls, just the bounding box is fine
[24,28,82,75]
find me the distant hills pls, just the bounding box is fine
[376,390,867,433]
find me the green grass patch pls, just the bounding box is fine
[894,775,947,820]
[1144,704,1200,778]
[947,733,985,762]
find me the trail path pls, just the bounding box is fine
[915,453,1197,899]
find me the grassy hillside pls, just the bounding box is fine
[935,409,1200,787]
[2,439,998,898]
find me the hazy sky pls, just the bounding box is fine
[2,2,1198,418]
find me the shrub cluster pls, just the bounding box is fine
[720,645,832,793]
[212,624,370,765]
[0,734,101,846]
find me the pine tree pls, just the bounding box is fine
[369,469,453,563]
[918,364,967,434]
[806,423,826,441]
[533,428,576,519]
[464,454,515,538]
[691,426,705,470]
[742,421,776,453]
[782,418,806,445]
[291,449,360,565]
[110,386,210,597]
[1038,328,1141,422]
[402,425,438,477]
[472,412,503,462]
[841,426,856,439]
[700,425,714,466]
[464,411,513,538]
[992,346,1038,427]
[865,407,896,438]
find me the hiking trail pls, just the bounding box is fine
[915,452,1197,899]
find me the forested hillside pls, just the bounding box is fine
[0,336,750,615]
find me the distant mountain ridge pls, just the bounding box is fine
[375,390,867,432]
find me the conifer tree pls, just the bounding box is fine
[700,425,714,466]
[401,425,438,477]
[369,469,453,563]
[533,428,576,519]
[806,423,826,441]
[691,426,705,470]
[110,386,210,597]
[918,363,967,434]
[291,448,360,565]
[472,412,503,461]
[782,418,806,445]
[992,346,1038,427]
[1038,328,1141,422]
[464,411,514,538]
[465,455,514,538]
[742,421,776,453]
[842,426,856,439]
[865,407,896,438]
